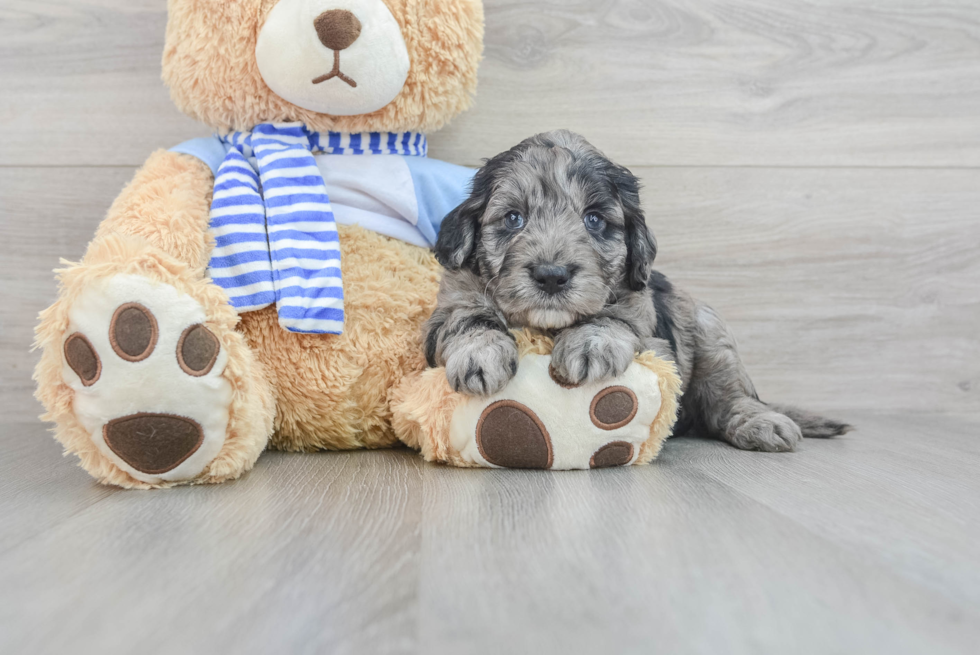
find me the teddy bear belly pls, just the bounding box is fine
[238,223,442,452]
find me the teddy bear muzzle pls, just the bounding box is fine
[255,0,411,116]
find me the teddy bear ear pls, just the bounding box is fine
[162,0,258,127]
[399,0,485,131]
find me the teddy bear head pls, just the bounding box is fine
[162,0,484,134]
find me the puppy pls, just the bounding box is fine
[423,130,850,452]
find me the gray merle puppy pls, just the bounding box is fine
[423,130,850,452]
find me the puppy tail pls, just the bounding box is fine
[767,403,854,439]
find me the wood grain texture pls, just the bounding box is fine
[641,166,980,414]
[418,416,980,655]
[0,444,425,655]
[0,167,136,423]
[0,0,205,167]
[2,0,980,167]
[2,415,978,655]
[668,412,980,609]
[434,0,980,167]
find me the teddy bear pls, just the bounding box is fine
[34,0,680,489]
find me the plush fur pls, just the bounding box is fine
[35,0,484,488]
[34,152,276,488]
[239,225,442,453]
[163,0,483,133]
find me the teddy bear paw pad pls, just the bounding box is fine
[61,274,232,484]
[590,441,635,468]
[475,400,553,469]
[64,333,101,386]
[103,413,204,475]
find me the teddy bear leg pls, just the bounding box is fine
[34,151,275,488]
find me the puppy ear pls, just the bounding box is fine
[434,197,481,270]
[435,149,514,270]
[613,165,657,291]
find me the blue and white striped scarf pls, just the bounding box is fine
[207,122,427,334]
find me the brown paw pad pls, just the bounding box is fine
[177,324,220,376]
[590,441,634,468]
[103,413,204,475]
[109,303,158,362]
[476,400,553,469]
[64,333,101,386]
[590,386,639,430]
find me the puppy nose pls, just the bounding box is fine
[314,9,362,51]
[531,264,572,295]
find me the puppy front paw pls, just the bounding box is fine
[444,331,519,396]
[551,323,636,386]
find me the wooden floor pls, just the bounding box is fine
[1,1,978,653]
[1,412,978,654]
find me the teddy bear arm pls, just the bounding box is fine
[88,149,216,274]
[34,148,276,489]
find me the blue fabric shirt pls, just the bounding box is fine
[171,135,474,248]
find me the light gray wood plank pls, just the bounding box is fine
[3,0,979,167]
[2,415,978,655]
[0,166,136,423]
[665,412,980,608]
[417,425,980,655]
[0,448,424,655]
[434,0,980,167]
[0,419,118,555]
[0,0,206,167]
[640,165,980,415]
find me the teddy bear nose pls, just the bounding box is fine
[314,9,362,51]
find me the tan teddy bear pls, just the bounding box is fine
[34,0,680,489]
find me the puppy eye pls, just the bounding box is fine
[504,211,526,230]
[583,213,606,232]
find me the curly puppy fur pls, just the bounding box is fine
[423,130,851,452]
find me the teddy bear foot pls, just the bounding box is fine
[451,355,659,470]
[60,273,239,486]
[471,398,639,469]
[393,345,682,471]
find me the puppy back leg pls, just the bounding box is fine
[684,304,803,452]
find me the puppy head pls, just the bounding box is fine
[436,130,657,329]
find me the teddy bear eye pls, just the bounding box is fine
[583,213,606,232]
[504,211,526,230]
